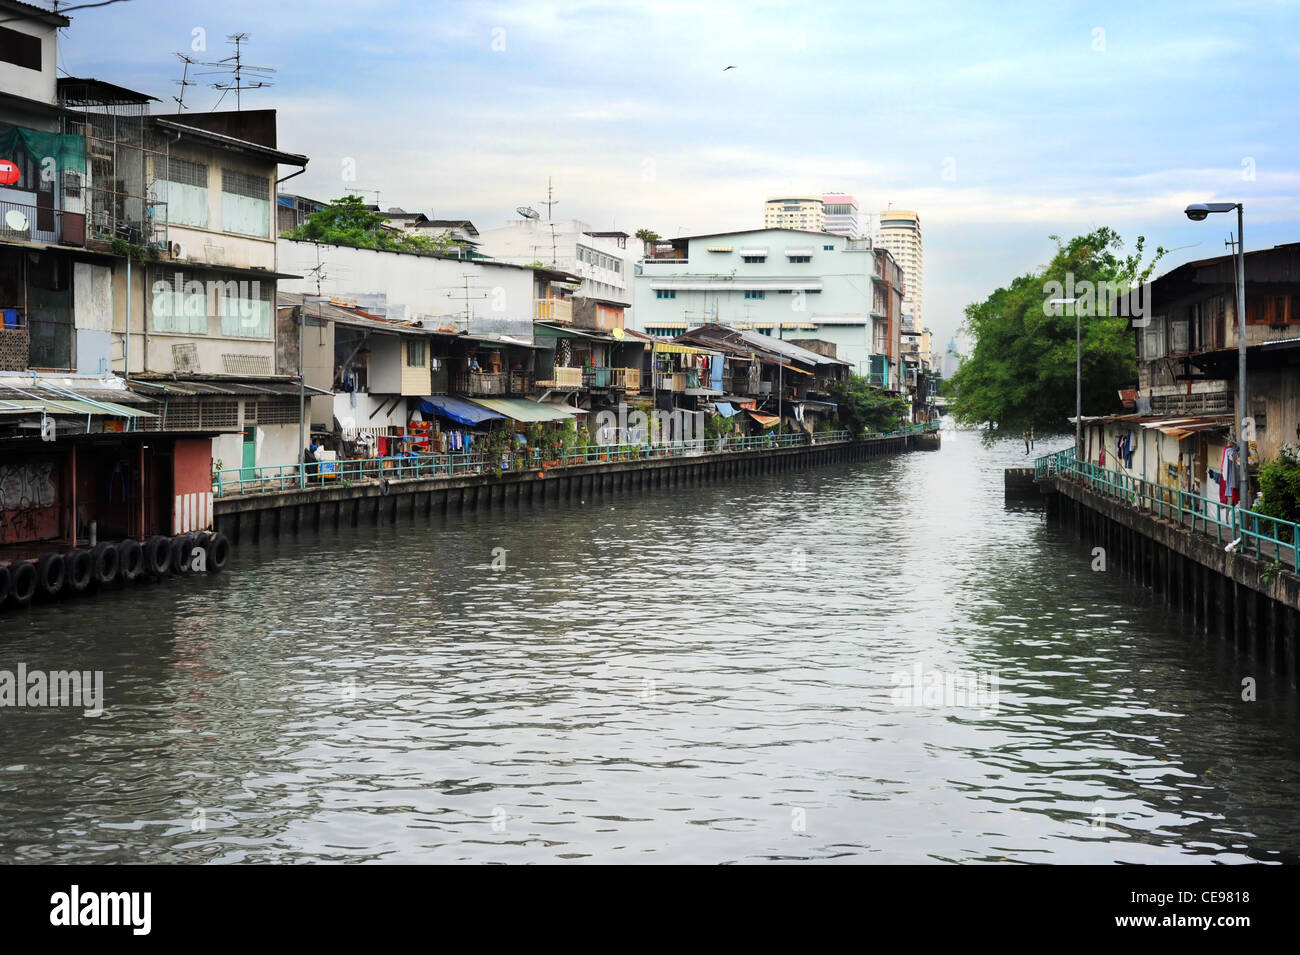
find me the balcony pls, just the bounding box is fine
[537,366,582,389]
[454,371,508,396]
[536,297,572,324]
[609,367,640,392]
[510,371,533,394]
[583,366,611,388]
[0,196,85,247]
[653,372,686,392]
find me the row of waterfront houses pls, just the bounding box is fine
[0,0,939,591]
[1071,241,1300,521]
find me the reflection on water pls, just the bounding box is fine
[1,433,1297,863]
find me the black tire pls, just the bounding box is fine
[64,548,93,594]
[144,535,171,577]
[193,531,212,549]
[8,561,36,605]
[36,552,65,599]
[171,534,196,574]
[204,532,231,573]
[91,542,120,586]
[117,539,144,582]
[0,564,10,607]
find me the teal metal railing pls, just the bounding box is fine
[1036,449,1300,575]
[214,425,935,498]
[1034,447,1076,480]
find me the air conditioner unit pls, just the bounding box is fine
[169,242,183,258]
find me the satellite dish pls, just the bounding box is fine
[5,209,29,231]
[516,206,539,219]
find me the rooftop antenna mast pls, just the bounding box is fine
[306,244,328,298]
[172,53,197,111]
[200,33,276,110]
[350,187,382,207]
[446,274,491,331]
[539,177,559,221]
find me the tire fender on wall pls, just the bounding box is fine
[144,536,172,577]
[64,548,93,594]
[8,561,37,605]
[117,539,145,582]
[35,552,65,599]
[204,533,231,573]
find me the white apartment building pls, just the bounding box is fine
[876,209,923,328]
[473,218,634,307]
[763,196,825,233]
[821,193,860,238]
[632,228,906,388]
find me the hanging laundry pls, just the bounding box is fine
[1219,445,1240,504]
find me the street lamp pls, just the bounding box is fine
[1185,202,1247,507]
[1050,296,1082,460]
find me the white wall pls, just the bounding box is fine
[634,228,882,374]
[333,391,408,434]
[0,18,59,104]
[278,239,536,331]
[474,219,636,306]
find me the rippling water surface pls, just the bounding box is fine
[2,433,1298,863]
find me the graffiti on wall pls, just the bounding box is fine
[0,461,58,544]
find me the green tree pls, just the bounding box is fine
[830,373,911,436]
[949,228,1165,435]
[283,195,457,256]
[635,228,661,242]
[1256,448,1300,537]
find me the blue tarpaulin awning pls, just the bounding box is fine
[715,402,739,417]
[418,395,505,426]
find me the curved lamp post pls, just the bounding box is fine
[1184,202,1247,507]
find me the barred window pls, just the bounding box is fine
[161,400,201,431]
[250,397,300,425]
[200,400,239,429]
[165,157,208,187]
[221,168,270,200]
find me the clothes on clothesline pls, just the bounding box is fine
[1218,444,1240,505]
[1115,432,1136,469]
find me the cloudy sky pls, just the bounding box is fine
[54,0,1300,348]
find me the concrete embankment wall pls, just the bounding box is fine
[1046,477,1300,685]
[213,435,922,545]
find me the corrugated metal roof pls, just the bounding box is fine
[466,397,577,423]
[126,377,330,397]
[0,397,155,417]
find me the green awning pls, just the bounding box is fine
[465,397,577,423]
[0,398,155,417]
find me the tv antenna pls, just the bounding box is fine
[199,33,275,110]
[539,177,558,221]
[172,53,198,111]
[445,274,492,331]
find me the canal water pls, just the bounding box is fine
[2,433,1298,864]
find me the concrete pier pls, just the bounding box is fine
[214,434,929,545]
[1041,473,1300,685]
